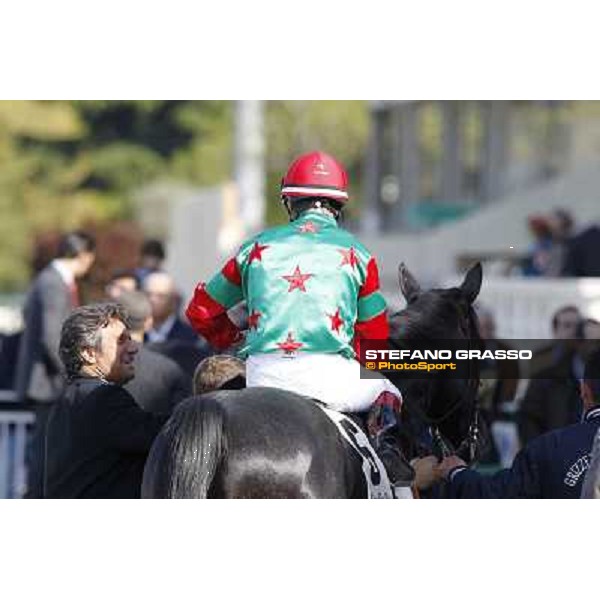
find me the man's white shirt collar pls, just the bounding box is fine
[51,259,75,287]
[147,314,176,343]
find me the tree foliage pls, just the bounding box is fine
[0,100,368,291]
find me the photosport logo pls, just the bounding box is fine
[359,339,536,380]
[364,348,458,373]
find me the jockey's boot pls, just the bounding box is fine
[368,391,415,492]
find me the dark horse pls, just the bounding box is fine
[141,263,484,499]
[389,262,486,464]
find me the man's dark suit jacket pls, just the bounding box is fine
[0,332,21,389]
[44,377,167,499]
[147,340,212,379]
[15,264,73,402]
[146,316,213,377]
[562,225,600,277]
[518,349,582,444]
[168,317,198,343]
[125,346,191,415]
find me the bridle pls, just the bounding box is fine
[450,304,483,463]
[390,305,483,464]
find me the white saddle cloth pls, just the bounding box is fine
[319,405,413,500]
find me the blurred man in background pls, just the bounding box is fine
[522,214,555,277]
[15,231,96,404]
[546,208,574,276]
[15,231,96,498]
[143,271,196,345]
[477,305,520,411]
[105,269,140,301]
[143,270,211,377]
[562,219,600,277]
[582,318,600,341]
[519,305,585,444]
[118,290,191,415]
[475,305,520,466]
[135,238,165,284]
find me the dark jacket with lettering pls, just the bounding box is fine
[445,406,600,499]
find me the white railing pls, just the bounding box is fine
[0,409,35,499]
[476,277,600,339]
[383,276,600,340]
[0,304,23,335]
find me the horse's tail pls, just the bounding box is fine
[142,396,227,498]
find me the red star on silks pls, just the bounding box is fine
[328,308,344,333]
[248,242,270,264]
[338,246,359,268]
[297,221,319,234]
[277,331,304,355]
[282,265,313,292]
[248,309,262,330]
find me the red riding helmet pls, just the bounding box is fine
[280,151,349,204]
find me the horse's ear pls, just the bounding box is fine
[460,262,483,304]
[398,262,421,303]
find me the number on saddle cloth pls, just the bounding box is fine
[340,418,382,486]
[319,405,393,499]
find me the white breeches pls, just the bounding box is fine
[246,353,402,413]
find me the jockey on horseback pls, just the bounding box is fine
[185,151,414,489]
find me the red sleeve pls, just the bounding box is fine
[353,258,390,357]
[185,284,242,351]
[353,312,390,358]
[358,257,381,299]
[355,311,389,339]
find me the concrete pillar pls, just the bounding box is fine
[481,101,509,202]
[440,101,462,201]
[387,103,404,229]
[361,102,386,234]
[399,102,420,208]
[234,101,265,236]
